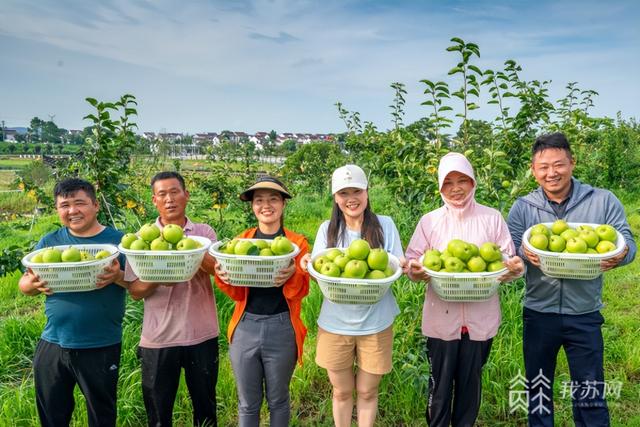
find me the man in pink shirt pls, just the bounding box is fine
[405,153,524,427]
[127,171,220,427]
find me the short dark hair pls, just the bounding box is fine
[151,171,186,192]
[54,178,97,203]
[532,132,573,160]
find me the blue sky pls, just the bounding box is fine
[1,0,638,134]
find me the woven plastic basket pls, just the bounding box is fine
[419,254,506,302]
[119,235,211,283]
[523,222,625,280]
[21,244,120,293]
[308,248,402,305]
[209,239,300,287]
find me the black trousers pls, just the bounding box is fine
[523,307,609,427]
[425,334,493,427]
[33,339,121,427]
[138,337,219,427]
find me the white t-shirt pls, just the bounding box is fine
[311,215,403,335]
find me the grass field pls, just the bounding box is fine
[0,187,638,426]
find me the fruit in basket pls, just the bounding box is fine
[150,237,171,251]
[177,237,200,251]
[468,243,480,258]
[235,240,259,255]
[566,237,588,253]
[576,224,594,233]
[487,260,505,272]
[529,234,549,251]
[162,224,184,244]
[271,236,294,255]
[530,224,551,237]
[140,223,161,242]
[367,248,389,271]
[384,265,394,277]
[447,239,472,262]
[95,250,111,259]
[347,239,370,260]
[422,254,442,271]
[587,248,598,254]
[479,242,502,262]
[595,224,617,243]
[260,248,274,256]
[325,248,343,261]
[578,230,599,248]
[320,262,341,277]
[313,255,331,272]
[42,248,62,263]
[366,270,387,280]
[444,257,465,273]
[425,249,441,258]
[551,220,570,235]
[596,240,616,254]
[467,256,487,273]
[334,254,351,270]
[130,239,150,251]
[121,233,138,249]
[560,229,579,241]
[222,239,238,254]
[61,247,82,263]
[253,239,269,250]
[548,235,566,252]
[31,253,44,263]
[440,250,452,260]
[343,259,368,278]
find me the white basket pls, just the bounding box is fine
[21,244,120,293]
[119,235,211,283]
[523,222,625,280]
[209,238,300,288]
[308,248,402,305]
[419,254,506,302]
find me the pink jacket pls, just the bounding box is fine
[405,153,516,341]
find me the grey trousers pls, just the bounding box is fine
[229,311,297,427]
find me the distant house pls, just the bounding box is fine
[194,132,220,145]
[3,129,18,142]
[142,132,157,140]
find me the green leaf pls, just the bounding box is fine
[448,67,463,75]
[439,106,453,112]
[468,65,482,75]
[468,88,479,97]
[450,37,465,45]
[421,101,434,106]
[487,100,499,105]
[85,97,98,107]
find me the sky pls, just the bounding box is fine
[1,0,639,134]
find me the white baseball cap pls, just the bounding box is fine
[331,164,368,194]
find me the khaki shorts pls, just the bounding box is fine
[315,326,393,375]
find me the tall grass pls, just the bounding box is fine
[0,190,638,426]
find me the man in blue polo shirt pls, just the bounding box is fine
[18,178,129,427]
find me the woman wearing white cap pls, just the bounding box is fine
[301,164,405,427]
[404,152,524,426]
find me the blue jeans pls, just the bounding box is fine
[523,307,609,427]
[229,312,297,427]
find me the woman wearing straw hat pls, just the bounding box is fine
[301,164,405,427]
[214,176,309,427]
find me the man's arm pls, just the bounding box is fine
[18,268,51,296]
[128,280,160,300]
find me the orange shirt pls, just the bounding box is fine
[214,228,310,364]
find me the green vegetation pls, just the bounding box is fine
[1,36,639,426]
